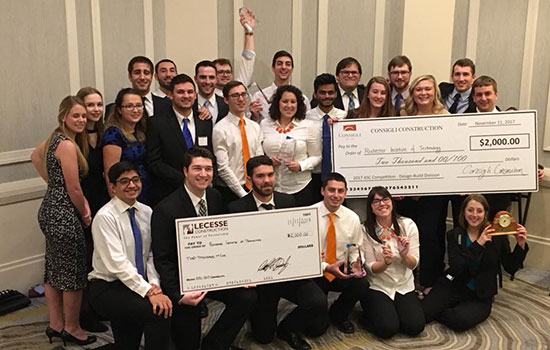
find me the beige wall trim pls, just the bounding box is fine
[544,77,550,151]
[316,0,328,75]
[143,0,155,59]
[65,0,81,93]
[527,234,550,247]
[233,0,244,66]
[0,148,33,166]
[465,0,480,61]
[291,0,303,88]
[519,0,539,109]
[372,0,386,77]
[0,254,44,273]
[90,0,104,93]
[0,178,46,206]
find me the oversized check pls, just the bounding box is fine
[332,111,538,197]
[175,207,322,293]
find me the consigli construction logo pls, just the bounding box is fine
[343,124,356,131]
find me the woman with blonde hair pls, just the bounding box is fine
[31,96,97,346]
[348,76,396,119]
[398,74,449,298]
[102,88,150,204]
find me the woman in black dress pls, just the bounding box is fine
[76,87,109,332]
[31,96,97,346]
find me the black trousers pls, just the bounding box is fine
[88,280,171,350]
[310,173,323,204]
[361,289,425,339]
[416,195,448,287]
[291,179,316,207]
[314,276,370,323]
[421,277,493,331]
[251,279,328,344]
[172,288,257,350]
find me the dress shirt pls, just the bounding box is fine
[213,112,264,197]
[391,88,409,110]
[444,88,471,114]
[198,94,219,123]
[173,107,195,143]
[476,107,499,113]
[339,86,360,112]
[143,92,154,117]
[89,196,160,297]
[153,90,167,99]
[215,49,256,97]
[251,82,311,122]
[184,184,208,215]
[253,192,275,211]
[305,106,347,174]
[260,118,321,194]
[363,217,419,300]
[316,201,364,272]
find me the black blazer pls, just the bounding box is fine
[151,186,224,303]
[228,191,296,213]
[445,227,528,300]
[311,84,365,110]
[193,95,229,124]
[146,104,213,207]
[438,82,477,114]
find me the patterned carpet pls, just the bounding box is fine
[1,277,549,350]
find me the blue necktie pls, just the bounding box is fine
[346,92,356,111]
[182,118,193,148]
[321,114,332,180]
[394,93,403,112]
[127,207,145,277]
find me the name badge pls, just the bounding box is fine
[198,137,208,146]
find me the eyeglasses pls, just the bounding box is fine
[340,70,360,76]
[217,70,232,75]
[228,92,248,99]
[390,70,410,76]
[120,104,144,111]
[372,197,391,206]
[116,176,141,185]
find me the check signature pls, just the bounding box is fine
[257,256,291,275]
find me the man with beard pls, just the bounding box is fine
[193,60,229,124]
[305,74,346,202]
[153,59,177,99]
[146,74,213,206]
[387,55,412,113]
[228,155,328,350]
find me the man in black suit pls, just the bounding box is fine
[228,156,328,350]
[193,60,229,124]
[311,57,365,113]
[151,147,256,350]
[439,58,477,114]
[146,74,214,207]
[387,55,412,113]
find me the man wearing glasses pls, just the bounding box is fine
[387,55,412,114]
[88,161,172,350]
[213,81,264,204]
[311,57,364,113]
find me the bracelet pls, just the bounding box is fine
[245,32,254,35]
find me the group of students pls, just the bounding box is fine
[30,8,535,350]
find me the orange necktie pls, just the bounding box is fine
[324,213,337,282]
[239,118,252,190]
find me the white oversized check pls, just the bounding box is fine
[332,111,538,197]
[175,207,322,293]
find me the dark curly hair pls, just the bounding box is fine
[268,85,306,121]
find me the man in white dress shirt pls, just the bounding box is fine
[314,172,370,334]
[250,50,310,122]
[153,59,177,99]
[194,60,229,124]
[88,161,173,350]
[213,81,263,204]
[306,73,347,202]
[387,55,412,113]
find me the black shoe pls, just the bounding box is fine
[277,330,311,350]
[200,300,209,319]
[334,319,355,334]
[45,327,63,343]
[61,330,97,346]
[81,316,108,333]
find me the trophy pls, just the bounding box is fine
[489,210,518,235]
[342,243,364,275]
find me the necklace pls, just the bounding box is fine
[276,123,294,134]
